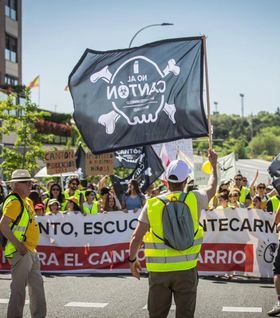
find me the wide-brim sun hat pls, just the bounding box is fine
[48,198,60,206]
[9,169,35,183]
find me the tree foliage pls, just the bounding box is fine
[194,110,280,160]
[0,91,53,179]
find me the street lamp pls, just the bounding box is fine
[240,93,244,118]
[213,101,218,113]
[129,23,174,48]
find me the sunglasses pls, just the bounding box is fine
[19,181,32,185]
[258,186,265,189]
[234,178,241,181]
[52,188,60,191]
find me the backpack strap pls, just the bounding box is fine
[1,193,25,247]
[179,192,188,203]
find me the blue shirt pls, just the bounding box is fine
[123,195,143,210]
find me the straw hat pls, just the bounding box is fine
[9,169,34,183]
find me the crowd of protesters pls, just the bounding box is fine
[208,170,278,212]
[0,169,279,217]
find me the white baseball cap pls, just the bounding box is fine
[166,160,192,183]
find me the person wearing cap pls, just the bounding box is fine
[34,203,45,216]
[44,183,66,213]
[129,149,218,318]
[47,199,61,215]
[0,169,46,318]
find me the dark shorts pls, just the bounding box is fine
[273,243,280,275]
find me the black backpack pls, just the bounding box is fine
[152,192,198,251]
[0,193,24,248]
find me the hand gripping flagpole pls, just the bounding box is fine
[202,35,212,149]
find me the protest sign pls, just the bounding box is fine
[85,152,114,176]
[45,150,76,175]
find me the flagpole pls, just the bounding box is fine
[38,76,40,106]
[202,35,212,149]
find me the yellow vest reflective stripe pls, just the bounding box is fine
[83,202,98,214]
[239,187,250,204]
[271,196,280,213]
[144,237,203,250]
[4,195,30,258]
[144,191,204,272]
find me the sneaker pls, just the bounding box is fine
[267,304,280,316]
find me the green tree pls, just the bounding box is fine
[0,91,52,179]
[249,127,280,159]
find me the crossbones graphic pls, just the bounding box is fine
[90,57,180,134]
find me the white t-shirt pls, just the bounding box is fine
[138,190,209,225]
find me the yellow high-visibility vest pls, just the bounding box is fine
[83,202,98,214]
[144,191,204,272]
[4,195,30,258]
[271,196,280,213]
[239,186,250,204]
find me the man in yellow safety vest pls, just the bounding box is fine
[129,149,218,318]
[0,169,46,318]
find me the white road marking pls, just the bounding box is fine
[143,304,176,310]
[65,302,108,308]
[222,306,262,313]
[0,298,29,304]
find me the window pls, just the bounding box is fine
[4,74,18,86]
[5,0,17,21]
[5,34,17,62]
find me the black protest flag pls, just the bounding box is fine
[111,145,164,201]
[114,147,143,169]
[75,144,86,177]
[69,37,208,154]
[268,153,280,179]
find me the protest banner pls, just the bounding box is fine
[153,139,193,162]
[69,37,208,154]
[0,209,276,277]
[218,152,236,182]
[114,147,143,169]
[45,150,76,175]
[85,152,114,176]
[111,145,164,200]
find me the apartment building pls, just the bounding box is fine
[0,0,22,87]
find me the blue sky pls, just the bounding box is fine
[23,0,280,116]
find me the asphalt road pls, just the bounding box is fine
[0,273,276,318]
[236,159,271,184]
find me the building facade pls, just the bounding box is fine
[0,0,22,87]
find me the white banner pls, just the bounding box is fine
[153,139,193,161]
[199,208,278,277]
[0,209,278,277]
[217,152,236,182]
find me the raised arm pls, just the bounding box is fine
[249,169,259,197]
[204,149,218,202]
